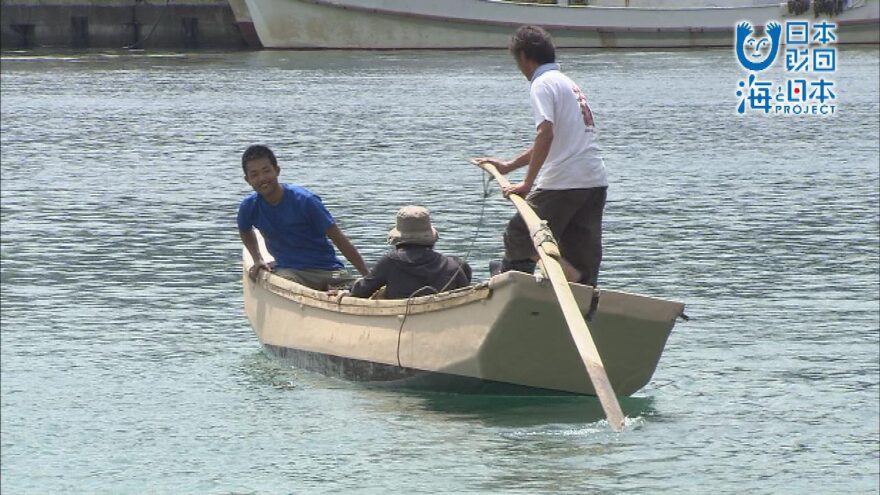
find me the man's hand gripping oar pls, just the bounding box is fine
[471,158,626,432]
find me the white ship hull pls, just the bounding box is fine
[242,0,880,49]
[228,0,263,47]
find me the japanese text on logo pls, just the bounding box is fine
[734,20,838,116]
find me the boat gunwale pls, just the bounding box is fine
[245,247,687,319]
[307,0,878,31]
[251,268,496,316]
[324,0,793,13]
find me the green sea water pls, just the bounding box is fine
[1,47,878,493]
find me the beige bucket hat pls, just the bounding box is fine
[387,205,439,246]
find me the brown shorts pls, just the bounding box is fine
[503,187,607,286]
[274,268,357,291]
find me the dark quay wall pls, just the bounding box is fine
[1,0,248,50]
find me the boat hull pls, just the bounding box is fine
[242,238,685,396]
[261,343,588,394]
[229,0,263,48]
[243,0,879,49]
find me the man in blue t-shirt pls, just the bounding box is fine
[237,144,369,290]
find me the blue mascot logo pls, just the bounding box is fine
[735,21,782,71]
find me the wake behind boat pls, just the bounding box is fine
[241,0,880,49]
[242,231,685,396]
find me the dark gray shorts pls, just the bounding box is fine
[503,187,607,286]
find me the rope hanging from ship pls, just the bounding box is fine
[125,0,172,50]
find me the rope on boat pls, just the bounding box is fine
[531,221,559,259]
[394,168,494,367]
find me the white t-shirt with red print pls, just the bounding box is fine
[529,65,608,190]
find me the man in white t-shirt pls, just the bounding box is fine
[478,25,608,286]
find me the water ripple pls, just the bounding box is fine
[1,48,878,494]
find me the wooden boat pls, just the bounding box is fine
[242,232,685,396]
[241,0,879,49]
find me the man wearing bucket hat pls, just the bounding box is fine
[347,206,472,300]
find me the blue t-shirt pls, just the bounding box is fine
[237,183,343,271]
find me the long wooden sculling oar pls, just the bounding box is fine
[472,159,626,432]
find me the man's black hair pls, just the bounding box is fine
[241,144,278,174]
[509,25,556,65]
